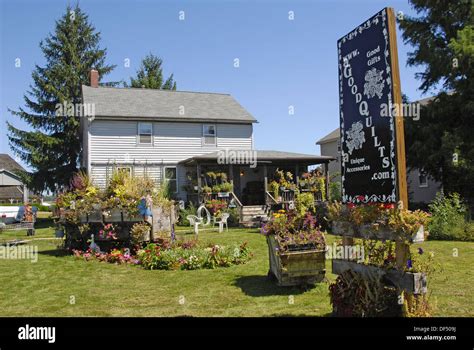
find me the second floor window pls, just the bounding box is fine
[138,122,153,145]
[203,124,216,146]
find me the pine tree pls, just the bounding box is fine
[7,5,115,193]
[399,0,474,204]
[128,53,176,90]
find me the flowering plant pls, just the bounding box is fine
[205,199,228,215]
[261,210,326,253]
[327,201,430,240]
[73,248,139,265]
[98,223,118,240]
[299,169,326,199]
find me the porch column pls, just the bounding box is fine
[228,164,234,190]
[263,164,268,193]
[295,164,299,186]
[23,185,28,203]
[324,162,330,201]
[197,163,202,204]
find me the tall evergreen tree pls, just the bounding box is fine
[128,53,176,90]
[7,5,115,192]
[399,0,474,204]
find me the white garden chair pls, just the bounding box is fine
[186,204,212,236]
[214,213,230,233]
[186,215,202,235]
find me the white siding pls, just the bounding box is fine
[89,120,253,164]
[88,120,253,191]
[91,164,162,189]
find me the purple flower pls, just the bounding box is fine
[406,259,413,269]
[418,248,424,255]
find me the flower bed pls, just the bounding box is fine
[72,238,252,271]
[138,241,252,270]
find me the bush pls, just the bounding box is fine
[329,181,342,202]
[428,192,474,241]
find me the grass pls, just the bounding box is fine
[0,222,473,317]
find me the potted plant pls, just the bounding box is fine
[261,210,326,286]
[218,182,233,196]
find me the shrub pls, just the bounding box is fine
[295,192,315,216]
[329,181,342,202]
[428,192,474,241]
[130,222,151,245]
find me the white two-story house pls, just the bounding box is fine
[81,70,333,215]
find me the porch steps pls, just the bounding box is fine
[239,205,268,228]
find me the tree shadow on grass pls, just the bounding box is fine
[38,249,70,257]
[233,275,310,297]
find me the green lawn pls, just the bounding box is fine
[0,222,473,317]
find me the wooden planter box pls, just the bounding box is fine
[103,209,123,223]
[332,259,427,294]
[122,213,144,222]
[266,235,326,286]
[332,221,425,243]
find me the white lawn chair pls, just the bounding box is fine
[196,204,211,226]
[186,204,212,236]
[214,213,230,233]
[187,215,202,235]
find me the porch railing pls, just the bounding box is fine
[265,191,279,206]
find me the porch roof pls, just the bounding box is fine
[179,150,335,166]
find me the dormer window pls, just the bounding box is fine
[203,124,216,146]
[138,122,152,145]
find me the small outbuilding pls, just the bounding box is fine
[0,154,28,204]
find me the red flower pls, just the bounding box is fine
[357,195,365,201]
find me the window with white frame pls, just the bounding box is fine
[202,124,216,146]
[164,166,177,193]
[418,169,428,188]
[138,122,153,145]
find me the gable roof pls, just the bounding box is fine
[316,128,340,145]
[82,86,258,124]
[0,154,25,173]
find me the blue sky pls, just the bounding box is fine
[1,0,432,169]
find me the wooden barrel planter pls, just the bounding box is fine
[266,235,326,287]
